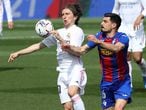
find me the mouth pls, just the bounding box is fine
[101,26,104,29]
[63,19,67,23]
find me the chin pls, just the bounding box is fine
[101,29,105,32]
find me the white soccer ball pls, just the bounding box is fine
[35,19,54,37]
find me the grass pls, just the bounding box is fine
[0,18,146,110]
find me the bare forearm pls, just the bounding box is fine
[87,34,124,53]
[64,44,89,56]
[8,42,45,62]
[66,46,83,56]
[99,41,122,52]
[17,43,43,56]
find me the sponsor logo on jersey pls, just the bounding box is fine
[100,48,114,56]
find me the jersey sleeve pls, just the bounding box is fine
[87,41,97,48]
[141,0,146,16]
[118,34,129,47]
[112,0,120,14]
[86,32,100,48]
[42,35,57,48]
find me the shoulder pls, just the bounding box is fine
[70,25,84,36]
[96,32,102,36]
[116,32,129,45]
[95,32,103,39]
[72,25,83,32]
[57,28,65,32]
[117,32,128,38]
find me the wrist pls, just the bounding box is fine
[96,39,103,44]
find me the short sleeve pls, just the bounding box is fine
[86,32,101,48]
[119,34,129,47]
[42,35,57,48]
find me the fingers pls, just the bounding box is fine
[8,55,14,62]
[8,53,17,62]
[8,57,13,62]
[134,25,140,31]
[50,30,58,36]
[8,22,14,29]
[87,35,96,41]
[50,30,59,38]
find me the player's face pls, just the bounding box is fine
[100,17,113,33]
[62,8,77,28]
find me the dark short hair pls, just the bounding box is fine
[104,13,121,29]
[65,4,82,25]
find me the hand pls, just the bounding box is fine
[133,14,144,30]
[50,30,60,40]
[8,52,19,62]
[87,35,96,41]
[8,21,14,29]
[61,42,70,51]
[87,34,101,44]
[50,30,65,44]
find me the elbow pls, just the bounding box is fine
[80,48,86,55]
[74,51,84,57]
[77,52,84,56]
[113,47,121,53]
[73,48,85,56]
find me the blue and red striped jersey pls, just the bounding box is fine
[87,32,129,83]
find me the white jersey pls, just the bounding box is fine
[112,0,146,24]
[42,25,84,72]
[42,25,87,104]
[0,0,13,22]
[112,0,146,51]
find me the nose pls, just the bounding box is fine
[101,21,104,25]
[62,14,66,19]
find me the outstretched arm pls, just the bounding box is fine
[62,44,90,56]
[8,42,46,62]
[51,30,91,56]
[87,35,125,52]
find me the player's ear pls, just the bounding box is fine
[74,16,77,21]
[112,23,116,29]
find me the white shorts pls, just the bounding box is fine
[57,65,87,104]
[118,23,146,52]
[128,31,145,52]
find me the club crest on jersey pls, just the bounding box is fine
[65,33,70,44]
[67,33,70,38]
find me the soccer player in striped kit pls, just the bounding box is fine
[112,0,146,89]
[56,13,132,110]
[0,0,14,36]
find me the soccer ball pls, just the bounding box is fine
[35,19,54,37]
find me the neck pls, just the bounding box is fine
[65,23,75,29]
[106,31,117,38]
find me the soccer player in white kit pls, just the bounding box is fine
[8,4,87,110]
[112,0,146,89]
[0,0,14,36]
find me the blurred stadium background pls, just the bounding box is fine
[0,0,146,110]
[4,0,114,20]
